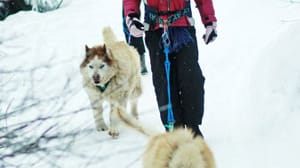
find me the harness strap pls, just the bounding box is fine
[96,80,111,93]
[144,0,193,30]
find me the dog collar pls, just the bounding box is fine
[96,80,111,93]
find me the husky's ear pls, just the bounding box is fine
[103,44,107,53]
[85,45,90,54]
[103,44,113,59]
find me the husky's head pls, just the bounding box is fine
[80,44,116,87]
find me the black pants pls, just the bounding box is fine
[124,33,146,56]
[145,27,205,129]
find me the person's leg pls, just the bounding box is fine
[175,27,205,136]
[187,125,203,137]
[145,30,168,127]
[122,5,148,75]
[128,36,148,75]
[139,53,148,75]
[169,53,185,129]
[145,30,183,131]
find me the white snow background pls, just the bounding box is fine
[0,0,300,167]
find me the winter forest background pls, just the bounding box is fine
[1,0,300,167]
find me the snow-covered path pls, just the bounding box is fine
[1,0,300,167]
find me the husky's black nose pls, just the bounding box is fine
[93,74,100,84]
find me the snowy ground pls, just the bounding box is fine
[1,0,300,167]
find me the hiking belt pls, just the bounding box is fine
[144,0,194,30]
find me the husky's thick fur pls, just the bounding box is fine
[80,26,143,138]
[143,129,216,168]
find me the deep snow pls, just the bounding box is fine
[0,0,300,167]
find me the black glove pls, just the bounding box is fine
[203,22,218,44]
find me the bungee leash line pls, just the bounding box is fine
[162,22,175,132]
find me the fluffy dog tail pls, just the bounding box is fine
[117,108,157,137]
[102,26,118,46]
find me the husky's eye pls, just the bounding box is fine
[89,65,94,69]
[99,64,105,69]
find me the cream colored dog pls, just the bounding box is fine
[80,26,142,138]
[143,129,216,168]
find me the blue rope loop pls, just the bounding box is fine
[162,31,170,50]
[162,27,175,131]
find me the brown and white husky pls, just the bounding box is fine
[80,26,143,138]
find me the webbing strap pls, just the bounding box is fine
[144,0,192,29]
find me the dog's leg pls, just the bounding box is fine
[130,79,142,119]
[108,102,121,138]
[130,99,139,119]
[92,102,108,132]
[85,88,108,132]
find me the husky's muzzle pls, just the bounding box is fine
[93,74,100,84]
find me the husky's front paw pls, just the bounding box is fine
[133,114,139,120]
[96,122,108,132]
[108,127,120,138]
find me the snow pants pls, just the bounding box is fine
[145,27,205,128]
[124,34,146,56]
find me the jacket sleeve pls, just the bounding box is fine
[123,0,141,17]
[194,0,217,26]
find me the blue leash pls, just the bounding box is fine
[162,26,175,132]
[123,17,132,45]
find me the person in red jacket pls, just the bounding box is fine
[124,0,217,137]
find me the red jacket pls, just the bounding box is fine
[123,0,217,28]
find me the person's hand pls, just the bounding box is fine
[203,22,217,44]
[126,13,144,37]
